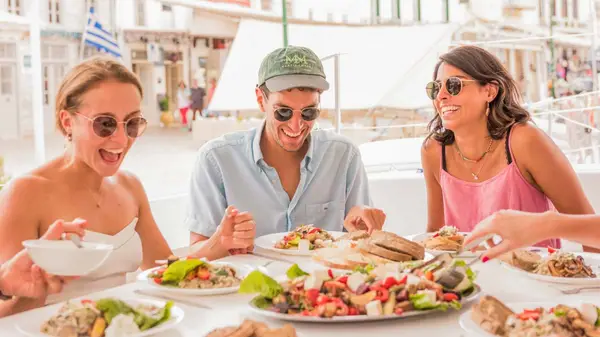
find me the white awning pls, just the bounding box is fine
[209,19,457,112]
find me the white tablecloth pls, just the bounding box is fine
[0,249,597,337]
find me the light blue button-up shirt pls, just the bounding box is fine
[185,121,372,238]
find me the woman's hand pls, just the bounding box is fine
[0,219,86,299]
[464,210,553,261]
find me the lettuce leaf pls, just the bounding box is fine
[409,293,441,310]
[238,270,283,299]
[96,298,173,331]
[448,300,462,310]
[286,264,309,279]
[251,296,271,309]
[596,307,600,327]
[353,264,375,275]
[161,259,205,284]
[452,260,477,282]
[137,301,173,331]
[96,298,134,324]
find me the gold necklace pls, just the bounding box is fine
[455,138,494,163]
[86,186,103,208]
[469,155,490,180]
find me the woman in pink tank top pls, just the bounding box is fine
[421,46,594,250]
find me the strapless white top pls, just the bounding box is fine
[46,217,143,304]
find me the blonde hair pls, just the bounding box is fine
[54,56,143,136]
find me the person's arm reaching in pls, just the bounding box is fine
[464,210,600,261]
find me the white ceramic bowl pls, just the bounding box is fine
[22,240,113,276]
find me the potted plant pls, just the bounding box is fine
[158,96,174,127]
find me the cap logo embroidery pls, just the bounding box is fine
[283,54,310,69]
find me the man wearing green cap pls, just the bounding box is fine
[186,46,385,256]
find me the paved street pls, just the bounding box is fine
[0,127,200,201]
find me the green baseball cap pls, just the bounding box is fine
[258,46,330,92]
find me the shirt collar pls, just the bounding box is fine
[252,120,315,172]
[252,121,266,165]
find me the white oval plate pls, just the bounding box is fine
[248,284,482,323]
[255,231,347,256]
[411,232,485,258]
[16,298,184,337]
[137,262,250,296]
[499,249,600,286]
[459,299,600,337]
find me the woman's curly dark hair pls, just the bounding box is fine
[425,45,531,145]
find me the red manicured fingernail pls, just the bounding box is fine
[482,256,490,263]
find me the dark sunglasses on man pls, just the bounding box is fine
[425,76,479,100]
[259,89,321,122]
[75,112,148,138]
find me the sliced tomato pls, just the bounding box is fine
[382,277,397,289]
[517,311,541,321]
[433,233,440,238]
[372,287,389,303]
[305,289,320,306]
[395,308,404,315]
[547,247,557,254]
[327,269,334,279]
[153,277,162,284]
[197,269,211,280]
[81,299,95,305]
[308,228,321,234]
[442,293,459,302]
[425,271,434,281]
[337,275,349,284]
[397,275,408,285]
[348,307,359,316]
[316,294,330,306]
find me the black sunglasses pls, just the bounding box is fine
[273,106,320,122]
[425,77,479,100]
[75,112,148,138]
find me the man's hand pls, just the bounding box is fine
[344,206,386,234]
[216,206,256,253]
[0,219,86,299]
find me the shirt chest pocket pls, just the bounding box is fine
[304,201,345,230]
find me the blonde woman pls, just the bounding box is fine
[0,57,254,314]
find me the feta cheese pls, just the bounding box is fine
[298,239,311,252]
[313,269,331,280]
[304,275,324,290]
[105,314,141,337]
[347,273,366,292]
[580,303,598,325]
[373,265,388,279]
[385,270,403,280]
[406,274,421,285]
[416,290,437,304]
[365,300,383,316]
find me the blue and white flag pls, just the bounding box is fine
[83,7,121,58]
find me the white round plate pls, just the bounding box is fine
[137,262,250,295]
[16,298,184,337]
[411,232,485,258]
[255,231,347,256]
[499,249,600,286]
[459,299,599,337]
[248,285,482,323]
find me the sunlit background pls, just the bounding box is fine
[1,0,599,248]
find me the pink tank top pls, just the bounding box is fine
[439,126,560,248]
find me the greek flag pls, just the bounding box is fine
[83,7,121,58]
